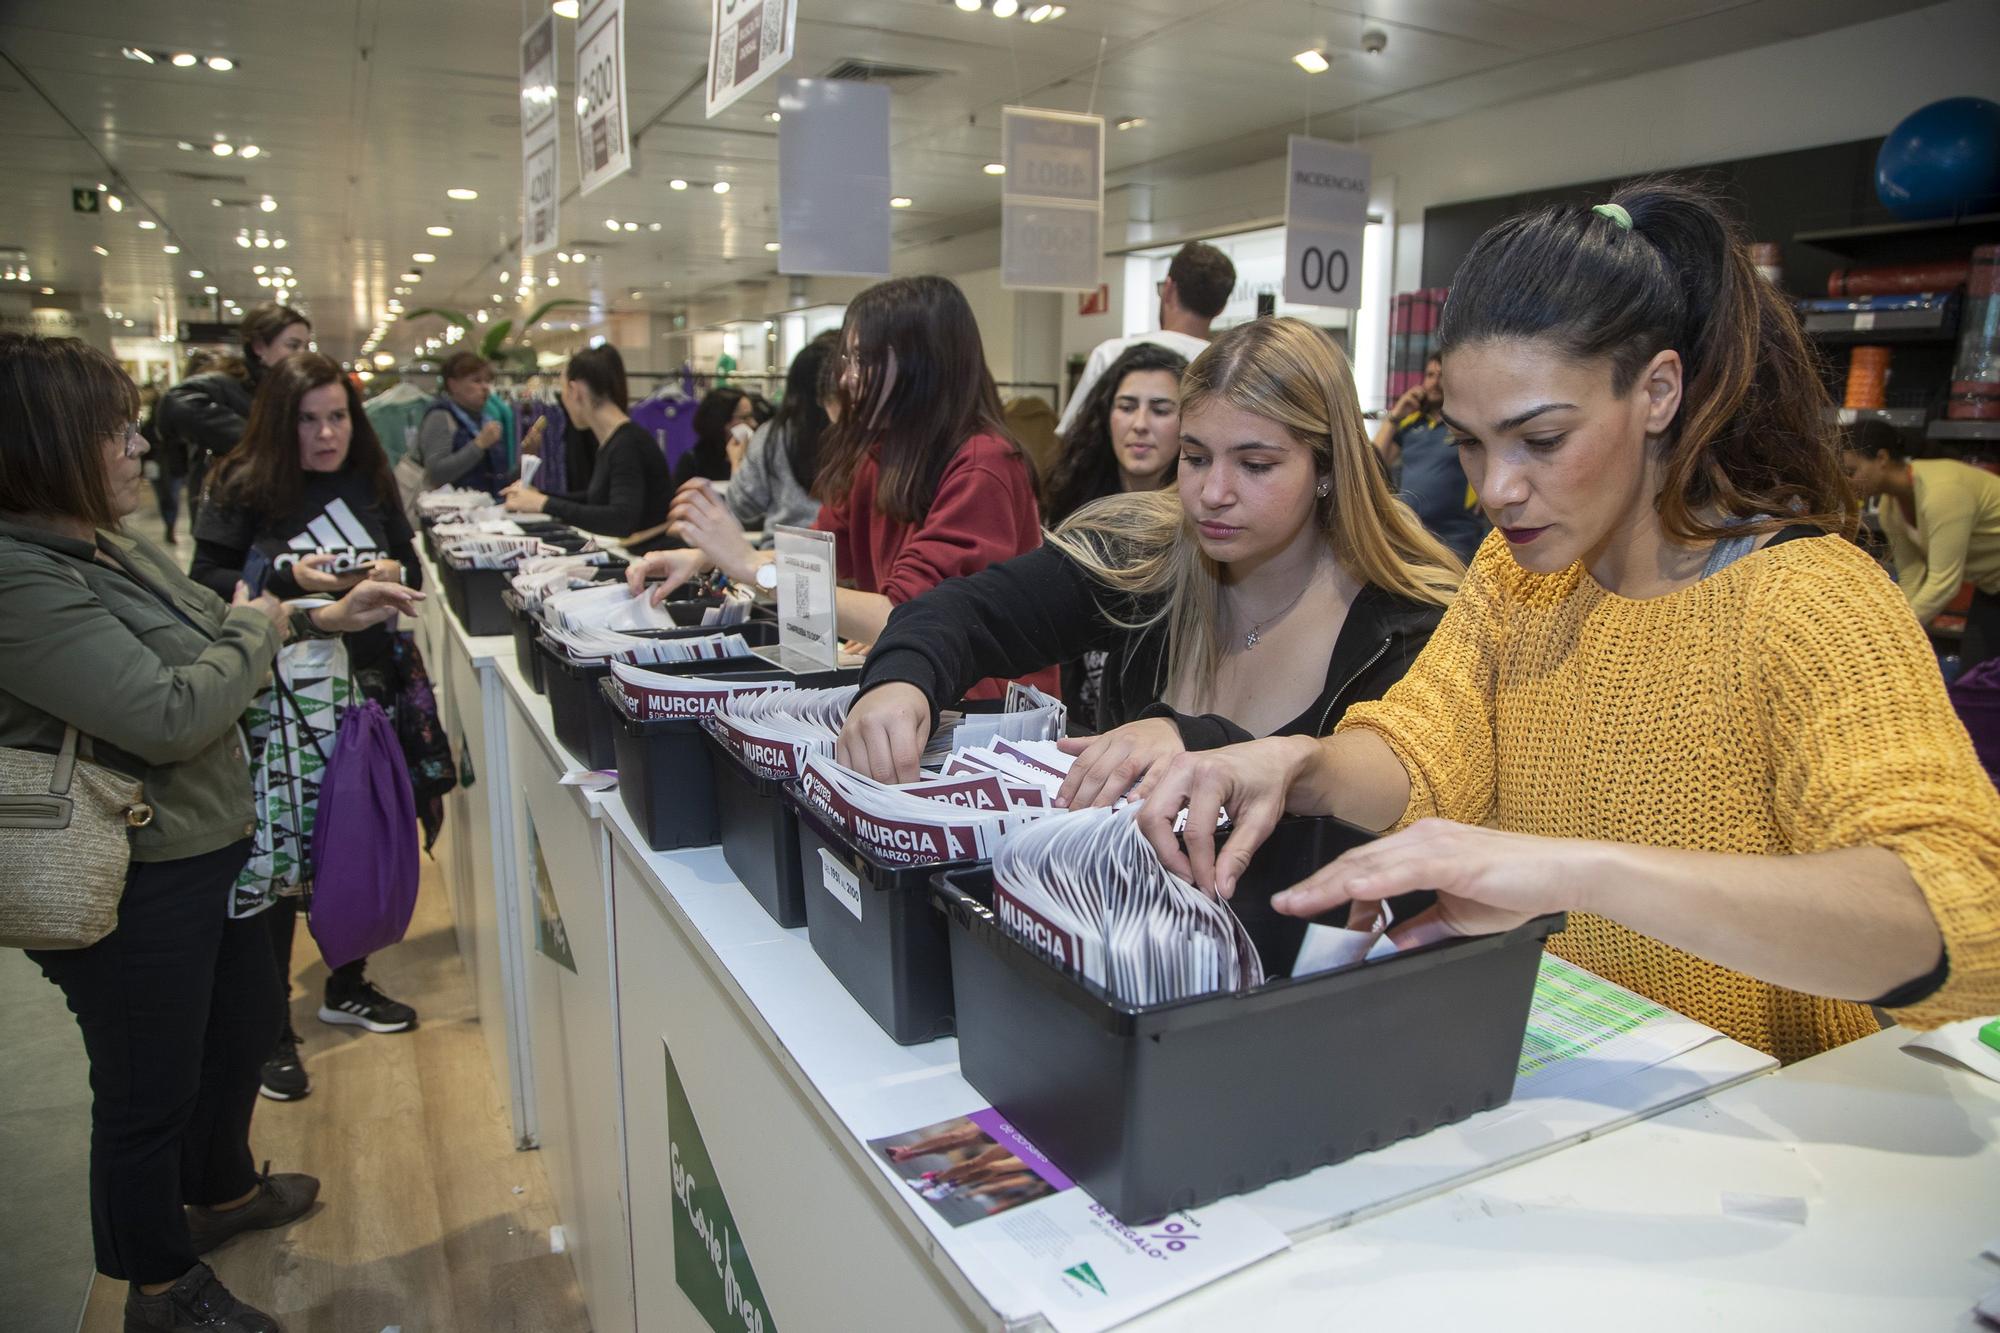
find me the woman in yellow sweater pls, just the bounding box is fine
[1137,180,2000,1063]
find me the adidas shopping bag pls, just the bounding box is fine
[308,699,420,971]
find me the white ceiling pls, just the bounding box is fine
[0,0,1933,361]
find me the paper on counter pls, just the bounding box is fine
[864,1107,1287,1333]
[1510,955,1722,1103]
[559,768,618,792]
[1901,1016,2000,1086]
[1719,1192,1809,1226]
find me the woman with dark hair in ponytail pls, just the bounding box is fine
[1140,178,2000,1064]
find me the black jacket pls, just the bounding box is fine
[158,365,260,469]
[859,542,1444,747]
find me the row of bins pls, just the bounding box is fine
[546,624,1562,1224]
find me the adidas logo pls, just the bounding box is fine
[274,498,388,574]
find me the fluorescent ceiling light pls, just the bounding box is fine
[412,252,436,263]
[427,225,452,237]
[553,0,579,16]
[890,196,913,208]
[669,179,688,191]
[122,47,154,64]
[171,52,197,67]
[447,188,478,200]
[1294,49,1330,73]
[206,56,234,71]
[982,162,1005,175]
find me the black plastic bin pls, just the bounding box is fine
[602,654,811,852]
[932,816,1562,1224]
[501,590,545,692]
[438,561,514,637]
[791,798,971,1045]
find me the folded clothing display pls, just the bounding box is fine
[990,806,1264,1006]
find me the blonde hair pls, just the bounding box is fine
[1045,317,1462,709]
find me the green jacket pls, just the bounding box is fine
[0,519,283,862]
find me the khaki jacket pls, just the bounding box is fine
[0,519,281,862]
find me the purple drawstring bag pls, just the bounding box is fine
[1949,657,2000,785]
[308,699,420,970]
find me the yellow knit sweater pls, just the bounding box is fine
[1338,531,2000,1063]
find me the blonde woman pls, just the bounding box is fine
[838,317,1462,802]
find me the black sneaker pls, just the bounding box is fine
[317,978,417,1034]
[123,1261,277,1332]
[186,1161,320,1255]
[257,1027,308,1102]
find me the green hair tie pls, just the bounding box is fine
[1592,202,1633,231]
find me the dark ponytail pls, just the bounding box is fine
[1437,176,1855,542]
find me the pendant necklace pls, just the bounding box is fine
[1237,575,1316,649]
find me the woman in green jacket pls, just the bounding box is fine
[0,335,420,1333]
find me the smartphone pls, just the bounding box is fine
[241,546,274,598]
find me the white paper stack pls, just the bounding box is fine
[940,737,1077,800]
[797,753,1057,866]
[990,806,1264,1005]
[606,666,795,722]
[440,533,560,570]
[539,583,758,666]
[509,554,618,611]
[415,486,499,519]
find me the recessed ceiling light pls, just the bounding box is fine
[648,222,663,232]
[890,196,913,208]
[171,52,197,67]
[982,162,1006,175]
[557,250,571,262]
[766,111,781,122]
[447,187,478,201]
[271,237,285,249]
[547,272,559,286]
[669,179,688,191]
[162,244,180,254]
[259,196,277,212]
[238,144,261,159]
[202,285,218,294]
[177,141,195,151]
[630,289,642,298]
[712,181,730,194]
[137,219,157,230]
[374,352,395,367]
[206,56,234,72]
[122,46,154,64]
[39,286,53,295]
[605,219,621,232]
[253,235,270,248]
[400,271,421,282]
[236,235,251,247]
[106,194,124,212]
[426,225,452,237]
[189,269,204,278]
[412,252,436,263]
[92,245,109,256]
[123,318,135,327]
[1025,3,1060,21]
[252,264,266,274]
[1293,48,1330,73]
[212,142,234,156]
[955,0,981,11]
[622,221,638,231]
[992,0,1019,16]
[764,242,780,252]
[553,0,579,16]
[1116,116,1147,131]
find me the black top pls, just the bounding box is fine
[565,421,600,493]
[544,421,673,551]
[190,467,421,670]
[158,362,262,467]
[859,542,1444,746]
[672,435,733,490]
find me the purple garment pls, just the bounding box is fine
[1949,656,2000,784]
[630,392,699,474]
[516,398,570,495]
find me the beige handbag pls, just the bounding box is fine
[0,725,154,950]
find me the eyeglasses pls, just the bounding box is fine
[115,422,146,459]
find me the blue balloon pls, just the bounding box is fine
[1876,97,2000,221]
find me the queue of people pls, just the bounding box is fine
[5,177,2000,1332]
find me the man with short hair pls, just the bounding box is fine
[1057,241,1236,435]
[1373,354,1486,562]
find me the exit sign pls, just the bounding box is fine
[71,187,101,214]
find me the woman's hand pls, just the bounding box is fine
[501,481,548,514]
[669,479,758,582]
[623,547,713,607]
[1054,718,1184,809]
[726,432,750,473]
[474,420,503,451]
[291,551,366,594]
[232,581,287,635]
[836,682,931,784]
[367,558,404,584]
[1271,819,1589,949]
[1135,735,1324,899]
[309,580,425,634]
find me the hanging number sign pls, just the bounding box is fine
[520,15,560,256]
[575,0,632,196]
[1001,107,1104,293]
[1282,135,1371,309]
[707,0,797,119]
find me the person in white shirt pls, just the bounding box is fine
[1057,241,1236,434]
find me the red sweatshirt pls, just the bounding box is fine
[817,433,1059,701]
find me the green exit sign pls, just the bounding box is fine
[72,188,101,214]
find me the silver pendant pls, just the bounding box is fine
[1245,628,1260,649]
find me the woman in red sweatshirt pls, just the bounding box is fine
[631,274,1054,699]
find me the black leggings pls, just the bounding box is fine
[265,894,366,1005]
[28,840,281,1284]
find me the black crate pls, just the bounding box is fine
[536,601,751,769]
[791,798,971,1045]
[708,734,808,927]
[500,590,545,692]
[932,817,1561,1224]
[438,562,514,637]
[601,656,810,852]
[582,619,781,762]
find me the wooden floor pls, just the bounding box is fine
[80,853,591,1332]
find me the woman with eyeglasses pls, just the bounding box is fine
[627,274,1056,699]
[0,334,420,1332]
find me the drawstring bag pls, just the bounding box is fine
[307,699,420,971]
[1949,656,2000,784]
